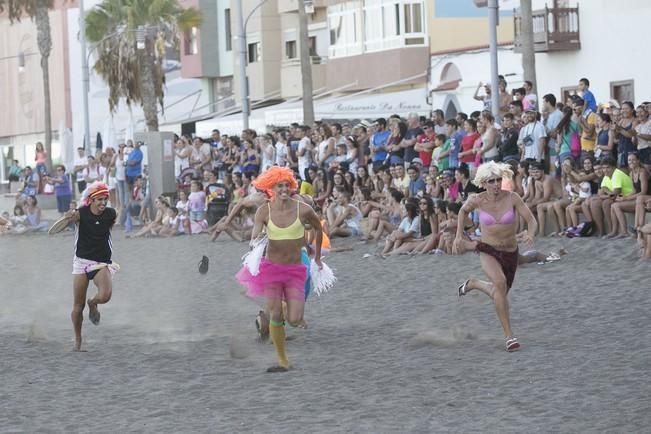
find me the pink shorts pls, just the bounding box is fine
[236,258,307,302]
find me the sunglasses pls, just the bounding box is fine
[486,177,502,184]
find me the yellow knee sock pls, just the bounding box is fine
[269,319,289,369]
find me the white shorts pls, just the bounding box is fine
[72,256,118,277]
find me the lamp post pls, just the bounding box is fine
[235,0,271,131]
[0,51,37,72]
[488,0,500,121]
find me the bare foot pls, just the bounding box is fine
[73,338,83,352]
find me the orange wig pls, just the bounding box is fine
[252,166,298,199]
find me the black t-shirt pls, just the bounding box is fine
[499,127,520,158]
[75,206,116,263]
[404,127,424,162]
[458,180,483,202]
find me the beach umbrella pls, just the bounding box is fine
[96,132,103,152]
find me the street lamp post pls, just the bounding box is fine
[80,0,91,153]
[488,0,500,121]
[235,0,271,131]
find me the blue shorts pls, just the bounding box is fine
[301,248,311,300]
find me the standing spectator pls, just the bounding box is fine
[477,111,499,163]
[634,104,651,172]
[498,78,512,118]
[614,101,637,168]
[578,77,597,113]
[431,109,447,135]
[555,106,580,166]
[115,144,128,213]
[518,110,547,163]
[126,140,144,191]
[190,137,212,172]
[573,97,597,165]
[316,124,336,169]
[498,113,521,162]
[473,81,492,111]
[414,120,436,169]
[370,118,390,172]
[403,113,424,164]
[83,156,105,185]
[34,141,48,191]
[275,130,291,167]
[73,147,88,195]
[543,94,563,171]
[595,113,616,160]
[386,120,407,166]
[259,134,276,172]
[459,119,481,170]
[241,139,260,176]
[297,126,313,179]
[45,165,73,216]
[522,80,538,111]
[174,136,192,177]
[509,100,524,127]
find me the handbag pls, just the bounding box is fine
[43,182,55,194]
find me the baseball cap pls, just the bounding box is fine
[411,158,424,165]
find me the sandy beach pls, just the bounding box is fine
[1,230,650,433]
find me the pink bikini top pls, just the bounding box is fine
[478,208,516,226]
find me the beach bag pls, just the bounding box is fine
[570,132,581,158]
[565,221,595,238]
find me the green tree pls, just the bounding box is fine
[0,0,55,170]
[85,0,201,131]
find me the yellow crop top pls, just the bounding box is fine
[266,200,305,241]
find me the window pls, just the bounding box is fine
[328,2,362,58]
[248,42,261,63]
[184,27,199,55]
[225,9,232,51]
[308,36,317,57]
[611,80,635,104]
[285,40,297,59]
[404,2,423,34]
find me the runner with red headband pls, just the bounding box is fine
[62,181,118,351]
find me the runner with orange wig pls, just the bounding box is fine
[61,181,118,351]
[236,167,323,372]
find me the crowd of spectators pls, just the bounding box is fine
[2,76,650,258]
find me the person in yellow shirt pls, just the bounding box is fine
[587,157,634,236]
[573,97,597,164]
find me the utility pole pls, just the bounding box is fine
[297,0,314,125]
[520,0,538,94]
[488,0,500,121]
[234,0,249,130]
[80,0,91,154]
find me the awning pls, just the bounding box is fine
[265,88,430,126]
[194,108,267,137]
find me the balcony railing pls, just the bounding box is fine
[514,6,581,52]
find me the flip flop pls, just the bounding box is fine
[506,337,520,352]
[266,366,289,373]
[198,255,209,274]
[457,279,470,297]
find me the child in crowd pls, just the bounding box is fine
[188,180,207,234]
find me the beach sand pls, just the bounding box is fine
[0,232,650,433]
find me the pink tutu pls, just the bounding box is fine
[236,258,307,301]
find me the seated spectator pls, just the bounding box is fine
[299,168,317,197]
[550,159,576,234]
[608,152,648,238]
[390,196,438,255]
[363,188,404,241]
[325,191,363,238]
[128,196,169,238]
[19,166,39,201]
[8,160,22,183]
[159,207,188,237]
[407,165,426,198]
[120,176,144,232]
[380,200,420,256]
[22,195,48,232]
[529,161,563,236]
[587,157,634,237]
[411,199,447,255]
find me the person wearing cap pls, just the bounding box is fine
[62,182,118,351]
[370,118,390,172]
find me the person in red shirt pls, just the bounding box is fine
[414,120,437,169]
[459,119,481,168]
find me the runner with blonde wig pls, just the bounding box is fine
[453,162,538,352]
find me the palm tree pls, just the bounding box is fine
[0,0,55,170]
[85,0,201,131]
